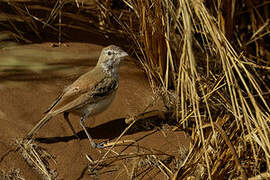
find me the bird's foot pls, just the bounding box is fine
[93,142,106,149]
[73,133,80,139]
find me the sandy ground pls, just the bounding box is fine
[0,43,190,179]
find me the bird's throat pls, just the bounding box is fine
[101,61,120,78]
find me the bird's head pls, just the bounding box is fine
[97,45,128,73]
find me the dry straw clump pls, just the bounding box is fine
[0,168,25,180]
[102,0,270,179]
[15,139,57,180]
[1,0,270,179]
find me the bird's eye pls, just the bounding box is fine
[107,51,112,56]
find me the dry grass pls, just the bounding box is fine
[1,0,270,179]
[114,0,270,179]
[15,139,56,180]
[0,168,25,180]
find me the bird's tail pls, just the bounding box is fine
[25,113,53,139]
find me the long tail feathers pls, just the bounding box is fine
[25,113,53,139]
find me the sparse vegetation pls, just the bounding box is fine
[0,168,25,180]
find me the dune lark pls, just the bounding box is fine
[26,45,128,148]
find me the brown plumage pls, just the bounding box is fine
[26,45,128,148]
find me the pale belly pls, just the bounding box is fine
[79,91,117,116]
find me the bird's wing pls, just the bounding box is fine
[44,76,89,114]
[44,93,64,113]
[46,67,118,115]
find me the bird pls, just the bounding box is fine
[25,45,128,148]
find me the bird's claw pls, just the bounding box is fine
[74,133,80,139]
[94,142,106,149]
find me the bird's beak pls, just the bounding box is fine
[118,50,128,58]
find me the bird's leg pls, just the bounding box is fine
[80,114,104,148]
[64,112,79,139]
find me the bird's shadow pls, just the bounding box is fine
[36,115,170,144]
